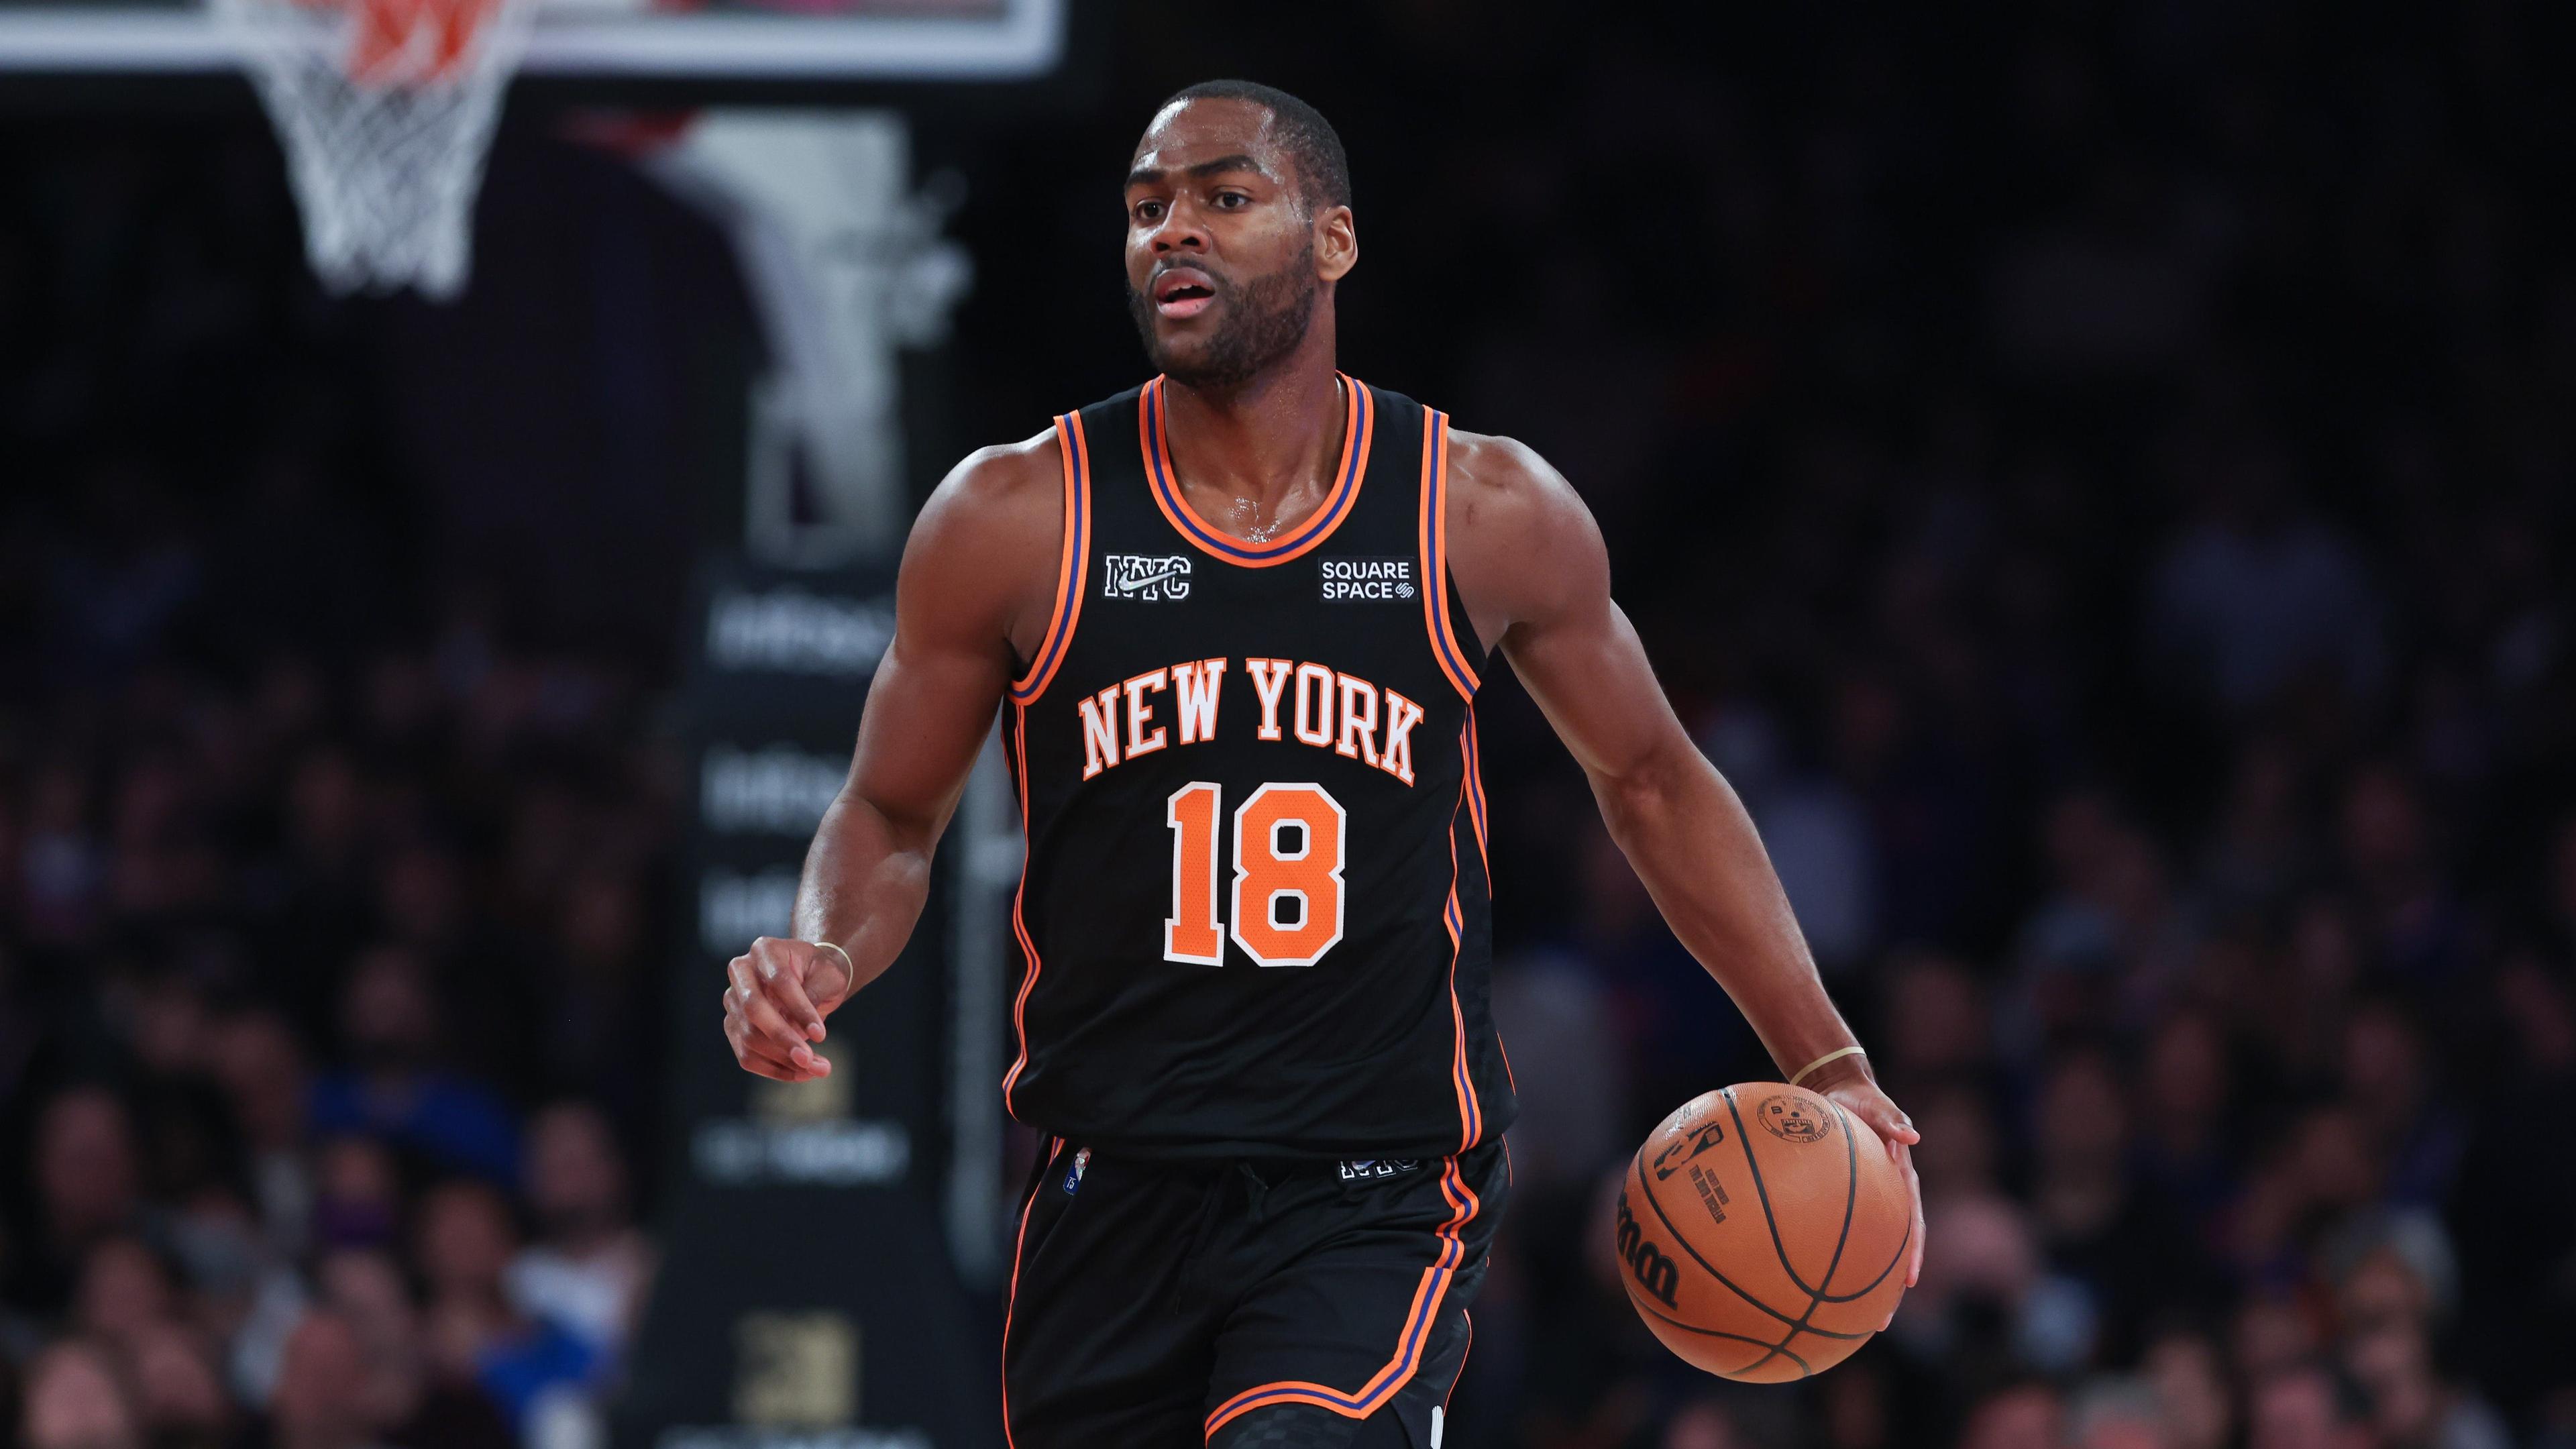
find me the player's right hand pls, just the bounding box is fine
[722,936,857,1083]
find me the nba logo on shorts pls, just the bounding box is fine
[1063,1147,1091,1194]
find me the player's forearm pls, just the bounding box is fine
[1591,742,1867,1082]
[791,788,937,1002]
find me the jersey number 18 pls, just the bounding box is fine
[1163,782,1347,967]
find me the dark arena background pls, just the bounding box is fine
[5,3,2576,1447]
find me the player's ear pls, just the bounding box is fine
[1314,204,1356,283]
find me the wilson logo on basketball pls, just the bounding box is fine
[1613,1190,1681,1309]
[1756,1095,1833,1144]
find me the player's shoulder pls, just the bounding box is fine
[906,427,1065,557]
[930,427,1066,518]
[894,427,1069,642]
[1440,425,1593,539]
[1438,425,1607,628]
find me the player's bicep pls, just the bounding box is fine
[1504,586,1692,786]
[843,631,1008,835]
[841,447,1053,836]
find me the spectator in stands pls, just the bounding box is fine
[70,1238,174,1350]
[308,1136,404,1255]
[308,947,517,1185]
[209,1008,315,1259]
[2142,1328,2232,1449]
[316,1246,512,1449]
[19,1338,141,1449]
[268,1310,386,1449]
[2248,1366,2367,1449]
[122,1320,236,1449]
[414,1179,598,1436]
[11,1089,144,1318]
[508,1100,653,1365]
[1958,1383,2065,1449]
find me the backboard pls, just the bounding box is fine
[0,0,1061,79]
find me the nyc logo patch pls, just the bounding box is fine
[1062,1147,1091,1194]
[1103,554,1191,601]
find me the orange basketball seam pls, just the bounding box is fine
[1719,1089,1866,1379]
[1623,1289,1818,1377]
[1807,1100,1913,1303]
[1717,1085,1836,1379]
[1722,1090,1897,1304]
[1827,1218,1914,1303]
[1719,1086,1856,1301]
[1627,1147,1813,1334]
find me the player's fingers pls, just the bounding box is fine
[1849,1090,1918,1150]
[724,1012,807,1080]
[750,937,828,1041]
[729,958,808,1049]
[726,970,829,1077]
[1899,1142,1926,1290]
[729,1009,825,1081]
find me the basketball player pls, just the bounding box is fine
[722,80,1924,1447]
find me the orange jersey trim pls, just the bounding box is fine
[1000,1136,1064,1449]
[1000,706,1042,1112]
[1141,374,1373,568]
[1446,1313,1473,1410]
[1009,412,1092,704]
[1444,789,1481,1152]
[1460,712,1513,1094]
[1200,1157,1483,1438]
[1462,709,1491,891]
[1417,410,1480,700]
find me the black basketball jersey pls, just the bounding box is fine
[998,374,1516,1161]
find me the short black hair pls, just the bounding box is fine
[1157,79,1351,212]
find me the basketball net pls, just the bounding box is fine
[213,0,536,298]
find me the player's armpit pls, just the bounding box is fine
[1440,429,1691,788]
[1438,429,1610,661]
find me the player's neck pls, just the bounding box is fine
[1161,329,1347,524]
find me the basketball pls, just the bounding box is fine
[1615,1084,1911,1382]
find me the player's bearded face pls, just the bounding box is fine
[1130,240,1318,391]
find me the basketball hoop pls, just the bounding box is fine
[212,0,535,298]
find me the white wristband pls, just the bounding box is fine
[1788,1045,1867,1087]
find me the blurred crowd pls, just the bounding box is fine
[0,566,679,1449]
[0,237,678,1444]
[0,539,675,1449]
[9,2,2576,1449]
[1277,7,2576,1449]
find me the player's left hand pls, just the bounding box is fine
[1814,1073,1925,1303]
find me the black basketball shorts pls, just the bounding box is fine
[1000,1136,1509,1448]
